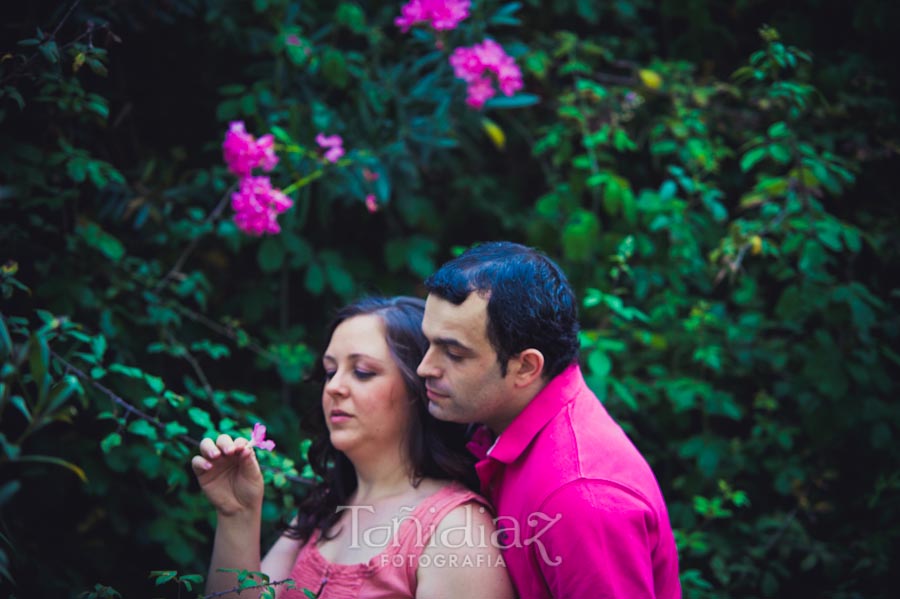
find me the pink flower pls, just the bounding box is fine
[223,121,279,177]
[365,194,378,213]
[449,39,524,110]
[256,134,278,171]
[231,176,293,236]
[285,34,301,47]
[249,422,275,451]
[315,133,345,163]
[395,0,470,33]
[466,77,496,109]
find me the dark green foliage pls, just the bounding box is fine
[1,0,898,597]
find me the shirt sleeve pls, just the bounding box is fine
[531,479,660,599]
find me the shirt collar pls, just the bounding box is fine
[486,362,584,464]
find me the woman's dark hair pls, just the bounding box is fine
[285,296,477,544]
[424,241,580,380]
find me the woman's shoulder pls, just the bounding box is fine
[414,479,490,514]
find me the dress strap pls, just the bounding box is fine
[385,483,491,591]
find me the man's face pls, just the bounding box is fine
[417,293,516,430]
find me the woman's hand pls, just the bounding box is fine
[192,434,264,517]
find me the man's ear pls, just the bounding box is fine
[510,348,544,388]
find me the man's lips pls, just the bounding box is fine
[426,386,449,401]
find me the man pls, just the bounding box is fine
[417,241,681,598]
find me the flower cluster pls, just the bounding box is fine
[223,121,278,177]
[450,39,524,109]
[222,121,293,236]
[315,133,345,163]
[231,176,293,236]
[394,0,470,33]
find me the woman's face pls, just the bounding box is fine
[321,314,413,458]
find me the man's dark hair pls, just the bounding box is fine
[424,241,580,380]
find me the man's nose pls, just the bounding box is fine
[417,347,439,379]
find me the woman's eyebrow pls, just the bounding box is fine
[323,353,385,363]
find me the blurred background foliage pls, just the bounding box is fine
[1,0,899,596]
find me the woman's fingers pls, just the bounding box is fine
[191,454,213,476]
[199,437,222,460]
[215,433,236,455]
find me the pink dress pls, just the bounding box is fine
[282,483,489,599]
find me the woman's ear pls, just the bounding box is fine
[510,349,544,388]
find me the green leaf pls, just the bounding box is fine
[335,3,367,32]
[128,419,158,440]
[740,147,767,172]
[16,455,87,482]
[258,237,285,272]
[0,315,11,361]
[100,432,122,453]
[77,220,125,262]
[11,396,32,423]
[587,350,612,378]
[0,433,21,459]
[484,93,541,109]
[561,210,600,261]
[188,407,215,431]
[322,49,349,88]
[164,421,189,439]
[144,374,166,394]
[150,570,177,585]
[304,263,325,295]
[46,375,82,414]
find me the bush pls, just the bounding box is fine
[1,1,898,596]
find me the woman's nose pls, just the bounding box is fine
[324,371,348,396]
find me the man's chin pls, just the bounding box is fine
[427,399,461,422]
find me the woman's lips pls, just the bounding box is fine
[329,410,353,423]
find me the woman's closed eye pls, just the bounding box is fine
[354,369,376,380]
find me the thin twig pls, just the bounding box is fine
[0,0,85,86]
[154,182,236,292]
[48,350,314,486]
[165,329,215,401]
[202,577,297,599]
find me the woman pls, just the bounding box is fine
[192,297,513,598]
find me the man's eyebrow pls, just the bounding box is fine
[431,337,473,353]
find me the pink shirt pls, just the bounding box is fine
[281,483,489,599]
[468,364,681,598]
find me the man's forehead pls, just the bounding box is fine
[423,292,490,340]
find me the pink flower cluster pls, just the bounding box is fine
[315,133,345,163]
[223,121,278,177]
[450,39,524,109]
[394,0,470,32]
[222,121,292,236]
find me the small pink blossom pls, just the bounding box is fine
[231,176,293,236]
[365,194,378,213]
[362,168,380,182]
[285,34,301,47]
[449,39,524,110]
[223,121,279,177]
[249,422,275,451]
[256,134,279,171]
[395,0,470,33]
[315,133,345,163]
[466,77,496,109]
